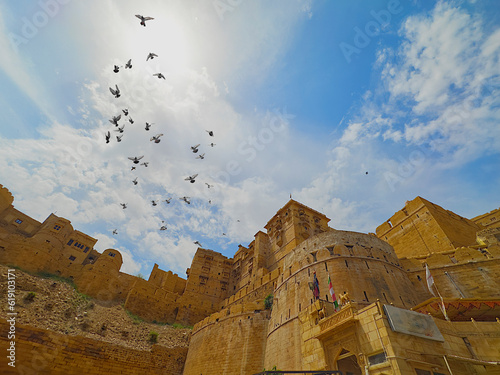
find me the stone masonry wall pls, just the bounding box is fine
[0,319,187,375]
[183,308,270,375]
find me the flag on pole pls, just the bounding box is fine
[425,264,436,297]
[328,275,339,311]
[313,272,320,300]
[426,264,449,320]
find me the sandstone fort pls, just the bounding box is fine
[0,183,499,374]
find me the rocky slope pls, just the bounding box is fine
[0,264,191,351]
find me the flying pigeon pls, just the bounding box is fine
[205,183,213,188]
[131,166,136,171]
[128,117,134,124]
[191,144,200,153]
[160,226,167,231]
[122,108,129,116]
[206,130,214,137]
[112,229,118,235]
[185,174,198,183]
[164,198,172,204]
[145,122,154,131]
[147,53,158,61]
[180,197,191,204]
[208,200,212,204]
[153,73,166,80]
[128,155,144,164]
[193,241,202,247]
[132,178,138,185]
[109,114,121,126]
[141,162,149,167]
[105,131,111,143]
[113,65,119,73]
[109,85,120,98]
[196,153,205,160]
[116,135,123,142]
[120,203,127,209]
[151,200,158,206]
[125,59,132,69]
[150,134,163,143]
[135,14,154,26]
[115,124,125,133]
[209,143,216,147]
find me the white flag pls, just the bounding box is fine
[425,264,436,297]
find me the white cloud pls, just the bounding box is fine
[1,0,498,278]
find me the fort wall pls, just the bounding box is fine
[183,305,270,375]
[0,319,188,375]
[400,245,500,301]
[376,197,481,258]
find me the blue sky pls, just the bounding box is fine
[0,0,499,277]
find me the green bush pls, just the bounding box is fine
[25,292,36,301]
[149,331,159,343]
[264,294,273,310]
[125,309,143,324]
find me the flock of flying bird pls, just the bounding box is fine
[104,14,227,248]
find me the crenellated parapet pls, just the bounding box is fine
[0,184,14,213]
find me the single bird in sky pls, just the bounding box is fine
[150,134,163,143]
[128,117,134,124]
[147,52,158,61]
[145,122,153,131]
[164,198,172,204]
[209,143,216,147]
[191,144,200,153]
[196,153,205,160]
[160,225,167,231]
[128,155,144,164]
[112,229,118,235]
[206,130,214,137]
[141,162,149,167]
[131,166,136,171]
[125,59,132,69]
[135,14,154,27]
[132,178,138,185]
[109,85,120,98]
[185,174,198,183]
[205,183,213,188]
[193,241,202,247]
[109,114,121,126]
[120,203,127,209]
[105,131,111,143]
[151,200,158,206]
[116,134,123,142]
[113,65,119,73]
[180,197,191,204]
[153,73,166,80]
[115,124,125,133]
[122,108,129,116]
